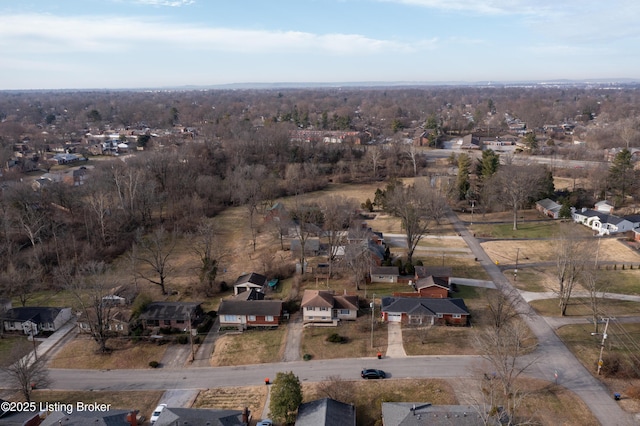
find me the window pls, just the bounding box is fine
[320,307,328,311]
[453,314,461,319]
[176,319,185,324]
[436,313,443,318]
[223,315,236,322]
[164,320,171,326]
[248,315,256,322]
[339,309,350,315]
[265,316,274,322]
[116,324,124,331]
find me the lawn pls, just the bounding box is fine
[301,316,388,360]
[403,325,480,356]
[48,336,169,369]
[210,328,286,366]
[529,298,640,317]
[470,220,570,239]
[0,336,36,368]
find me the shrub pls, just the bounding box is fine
[326,333,347,344]
[177,335,189,344]
[149,361,160,368]
[303,353,312,361]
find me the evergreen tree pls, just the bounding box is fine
[608,148,635,201]
[456,153,471,200]
[477,149,499,179]
[269,371,302,424]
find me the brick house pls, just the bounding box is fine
[138,302,203,331]
[217,299,283,330]
[381,297,469,326]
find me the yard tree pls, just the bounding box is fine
[608,148,636,202]
[317,375,356,405]
[491,164,545,231]
[322,195,357,278]
[344,226,375,291]
[477,149,500,179]
[289,201,324,275]
[366,145,384,179]
[522,132,538,152]
[475,318,537,424]
[269,371,303,424]
[455,153,471,200]
[384,180,442,264]
[404,144,420,176]
[67,261,116,354]
[581,239,609,333]
[555,228,591,316]
[230,164,269,251]
[135,226,176,295]
[192,219,225,295]
[3,340,51,403]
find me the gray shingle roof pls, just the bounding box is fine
[295,398,356,426]
[154,407,245,426]
[217,300,283,316]
[382,402,486,426]
[381,297,469,316]
[138,302,200,321]
[3,307,63,323]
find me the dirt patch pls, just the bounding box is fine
[194,386,267,419]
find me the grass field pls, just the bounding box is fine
[301,315,388,360]
[529,298,640,317]
[49,336,169,369]
[194,386,267,420]
[210,328,287,366]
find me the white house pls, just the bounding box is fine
[370,266,399,283]
[594,200,615,214]
[2,307,72,334]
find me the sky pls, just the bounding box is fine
[1,0,639,90]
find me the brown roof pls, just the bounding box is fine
[416,276,450,290]
[300,290,358,311]
[301,290,334,308]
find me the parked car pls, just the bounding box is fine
[257,420,273,426]
[150,403,167,424]
[361,368,386,379]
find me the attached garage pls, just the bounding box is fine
[387,313,402,322]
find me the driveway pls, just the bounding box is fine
[282,312,303,362]
[384,322,406,358]
[191,317,220,367]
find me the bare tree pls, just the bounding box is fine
[290,202,323,275]
[475,319,537,424]
[485,288,521,330]
[405,144,420,177]
[2,340,51,402]
[191,219,225,295]
[135,227,176,295]
[66,261,117,353]
[555,230,590,316]
[385,181,442,264]
[316,375,356,405]
[491,165,544,231]
[366,145,384,179]
[581,239,609,333]
[322,196,357,278]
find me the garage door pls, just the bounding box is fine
[387,313,402,322]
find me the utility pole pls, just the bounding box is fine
[370,294,376,349]
[514,248,519,281]
[597,318,610,375]
[188,311,195,362]
[470,200,475,226]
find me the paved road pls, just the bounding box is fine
[447,209,635,426]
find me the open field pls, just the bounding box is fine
[481,237,640,267]
[403,325,480,356]
[210,328,287,366]
[49,336,169,369]
[529,298,640,317]
[301,315,388,360]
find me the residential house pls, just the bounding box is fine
[414,276,450,298]
[370,266,399,283]
[301,290,358,326]
[217,299,283,330]
[295,398,356,426]
[535,198,562,219]
[2,307,72,335]
[138,302,203,331]
[458,134,481,150]
[291,238,321,256]
[77,308,131,335]
[381,297,469,326]
[381,402,486,426]
[152,407,249,426]
[40,410,139,426]
[414,266,452,281]
[634,228,640,243]
[572,208,639,235]
[594,200,614,214]
[233,272,267,296]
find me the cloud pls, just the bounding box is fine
[376,0,549,16]
[0,13,436,55]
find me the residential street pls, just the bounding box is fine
[0,210,636,425]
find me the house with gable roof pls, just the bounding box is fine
[295,398,356,426]
[535,198,562,219]
[301,290,358,326]
[381,297,469,326]
[233,272,267,295]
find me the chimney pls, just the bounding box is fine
[126,411,138,426]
